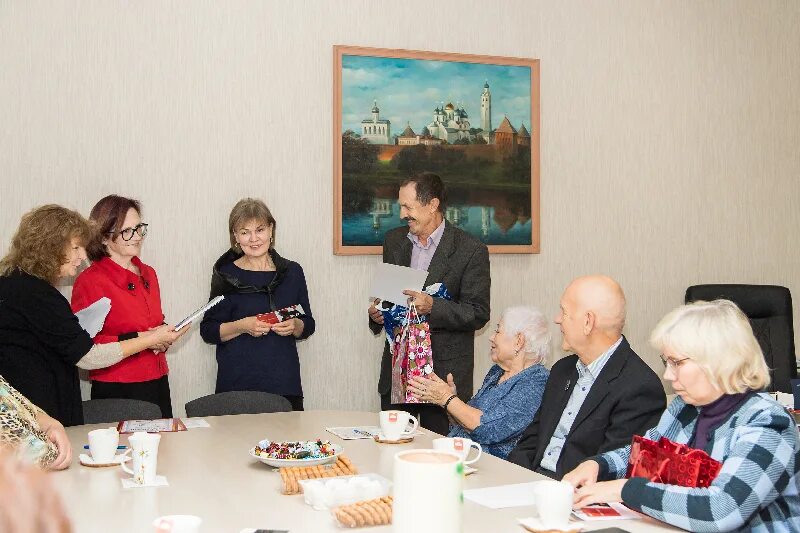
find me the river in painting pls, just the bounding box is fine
[342,183,532,247]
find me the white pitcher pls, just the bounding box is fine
[393,449,463,533]
[121,432,161,485]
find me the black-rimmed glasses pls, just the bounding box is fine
[111,223,148,241]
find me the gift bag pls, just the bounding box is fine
[390,303,434,404]
[626,435,722,488]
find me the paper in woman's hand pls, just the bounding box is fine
[75,297,112,337]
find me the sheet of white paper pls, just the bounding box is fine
[775,392,794,409]
[325,426,382,440]
[121,475,169,489]
[181,418,211,429]
[368,263,428,306]
[74,297,111,337]
[463,482,539,509]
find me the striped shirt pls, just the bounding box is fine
[407,219,445,272]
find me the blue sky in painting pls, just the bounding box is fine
[342,55,531,135]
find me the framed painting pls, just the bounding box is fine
[333,45,540,255]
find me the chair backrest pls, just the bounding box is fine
[82,399,162,424]
[184,391,292,418]
[685,284,796,392]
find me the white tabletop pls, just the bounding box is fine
[52,410,678,532]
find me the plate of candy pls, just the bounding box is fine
[249,439,342,468]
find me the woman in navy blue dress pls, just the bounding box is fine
[200,198,315,410]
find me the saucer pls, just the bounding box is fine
[79,453,130,468]
[517,517,583,532]
[373,432,413,444]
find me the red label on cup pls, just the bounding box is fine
[454,439,464,451]
[389,412,398,423]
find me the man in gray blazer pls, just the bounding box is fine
[368,172,490,434]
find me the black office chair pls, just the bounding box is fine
[83,399,162,424]
[685,284,796,393]
[184,391,292,418]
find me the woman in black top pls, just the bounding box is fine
[0,205,184,426]
[200,198,315,410]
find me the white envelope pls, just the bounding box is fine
[368,262,428,306]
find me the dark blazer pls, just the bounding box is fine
[370,221,490,402]
[507,337,665,479]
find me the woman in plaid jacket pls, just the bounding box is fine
[564,299,800,532]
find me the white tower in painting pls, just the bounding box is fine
[480,80,492,134]
[361,100,391,144]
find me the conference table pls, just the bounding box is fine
[52,410,679,532]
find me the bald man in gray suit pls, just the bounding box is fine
[368,172,490,435]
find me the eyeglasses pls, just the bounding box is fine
[110,223,148,241]
[660,354,691,370]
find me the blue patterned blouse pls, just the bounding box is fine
[448,363,549,459]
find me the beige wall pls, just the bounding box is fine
[1,1,798,416]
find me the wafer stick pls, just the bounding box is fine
[279,455,359,494]
[333,496,393,528]
[335,509,357,528]
[363,499,388,525]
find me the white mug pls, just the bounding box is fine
[88,427,119,463]
[121,432,161,485]
[379,410,419,441]
[432,437,482,465]
[152,515,202,532]
[394,449,462,533]
[533,480,574,528]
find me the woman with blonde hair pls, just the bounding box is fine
[200,198,315,410]
[564,299,800,532]
[0,205,185,426]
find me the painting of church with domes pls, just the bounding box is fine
[334,46,540,254]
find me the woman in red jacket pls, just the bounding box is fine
[71,195,186,417]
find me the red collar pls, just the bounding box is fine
[94,256,151,291]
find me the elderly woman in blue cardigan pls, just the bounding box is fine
[409,306,550,459]
[565,299,800,532]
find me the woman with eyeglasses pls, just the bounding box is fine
[199,198,315,410]
[564,299,800,532]
[0,204,181,426]
[71,195,187,417]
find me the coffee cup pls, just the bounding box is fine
[432,437,482,465]
[87,427,120,463]
[533,480,574,528]
[379,410,419,441]
[152,515,202,532]
[394,449,462,532]
[121,431,161,485]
